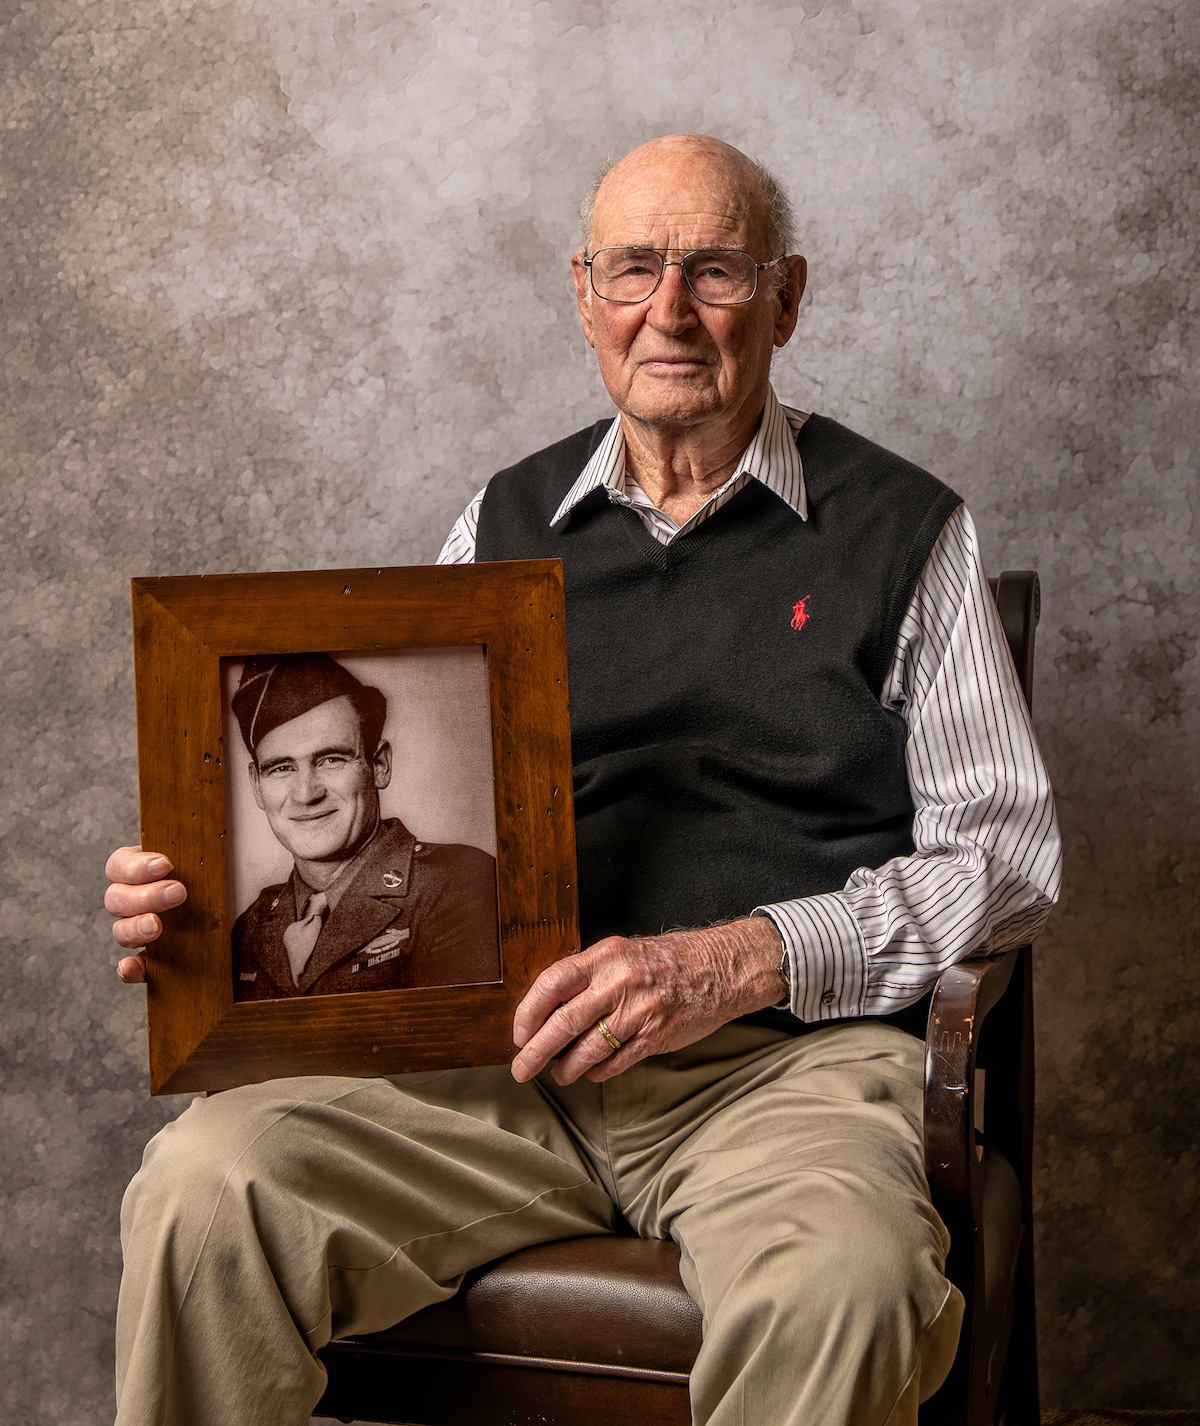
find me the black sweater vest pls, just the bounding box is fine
[477,414,961,1003]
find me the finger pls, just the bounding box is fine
[511,993,610,1083]
[551,1019,634,1086]
[106,847,174,885]
[585,1050,639,1084]
[116,950,147,984]
[112,913,164,949]
[513,936,636,1048]
[104,879,187,918]
[512,956,594,1049]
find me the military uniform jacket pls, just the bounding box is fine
[231,818,499,1000]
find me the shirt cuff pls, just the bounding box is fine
[753,894,869,1022]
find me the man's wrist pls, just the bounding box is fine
[692,915,793,1016]
[750,908,795,1013]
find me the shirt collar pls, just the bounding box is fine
[290,817,384,917]
[550,384,810,528]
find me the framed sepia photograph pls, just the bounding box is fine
[131,561,577,1094]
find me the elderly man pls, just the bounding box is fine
[106,134,1059,1426]
[228,653,499,999]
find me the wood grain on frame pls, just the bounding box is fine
[132,561,577,1095]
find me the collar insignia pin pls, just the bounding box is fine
[382,871,404,889]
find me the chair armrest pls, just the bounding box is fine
[987,571,1040,712]
[924,948,1022,1217]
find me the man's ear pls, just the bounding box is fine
[773,256,807,348]
[372,740,393,791]
[571,251,596,347]
[248,760,265,811]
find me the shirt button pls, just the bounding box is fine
[821,990,835,1007]
[414,844,423,852]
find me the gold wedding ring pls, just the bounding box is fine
[596,1018,622,1053]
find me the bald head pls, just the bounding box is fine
[581,134,795,261]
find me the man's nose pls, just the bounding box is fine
[290,766,325,803]
[645,261,700,331]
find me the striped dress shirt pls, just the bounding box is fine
[437,387,1062,1022]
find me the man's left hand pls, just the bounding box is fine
[511,916,787,1085]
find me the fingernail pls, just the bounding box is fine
[161,883,186,907]
[138,915,158,939]
[147,856,173,877]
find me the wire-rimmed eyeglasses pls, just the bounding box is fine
[583,247,785,306]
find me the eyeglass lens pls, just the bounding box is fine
[590,249,760,305]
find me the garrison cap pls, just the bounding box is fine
[232,654,377,755]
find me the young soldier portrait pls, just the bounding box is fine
[229,652,499,999]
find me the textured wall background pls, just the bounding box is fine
[2,1,1196,1421]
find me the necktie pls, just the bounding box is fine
[283,891,329,986]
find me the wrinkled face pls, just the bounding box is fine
[571,137,803,434]
[249,695,391,865]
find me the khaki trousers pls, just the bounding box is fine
[116,1022,963,1426]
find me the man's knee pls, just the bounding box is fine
[121,1078,363,1250]
[726,1211,942,1322]
[688,1196,961,1423]
[685,1168,952,1346]
[823,1224,946,1346]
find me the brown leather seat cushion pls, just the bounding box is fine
[345,1235,703,1375]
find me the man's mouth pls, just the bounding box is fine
[289,809,337,823]
[638,356,708,371]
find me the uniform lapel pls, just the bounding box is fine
[297,820,416,992]
[256,880,303,995]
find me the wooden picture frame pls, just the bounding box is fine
[132,561,577,1095]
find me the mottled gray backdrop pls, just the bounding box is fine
[2,1,1196,1421]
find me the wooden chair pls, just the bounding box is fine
[316,570,1044,1426]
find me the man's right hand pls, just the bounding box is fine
[104,847,188,983]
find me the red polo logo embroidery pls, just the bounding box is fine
[791,595,811,631]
